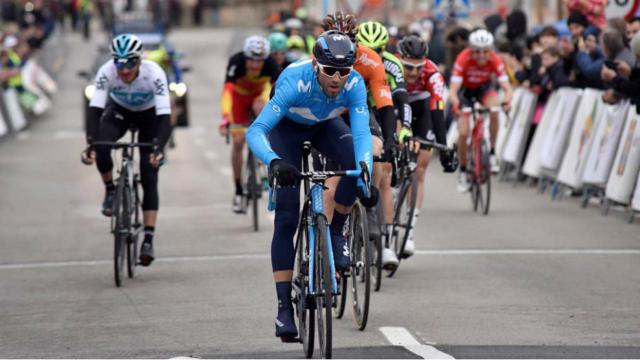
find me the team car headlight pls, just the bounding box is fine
[84,84,95,100]
[169,82,187,97]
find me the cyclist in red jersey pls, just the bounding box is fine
[386,35,456,265]
[448,29,512,192]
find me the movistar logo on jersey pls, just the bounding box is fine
[112,89,153,106]
[297,80,311,93]
[344,77,359,91]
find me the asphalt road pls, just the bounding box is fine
[1,28,639,359]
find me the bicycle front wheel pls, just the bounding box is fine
[247,152,260,231]
[478,141,492,215]
[350,201,371,330]
[314,215,333,359]
[389,172,417,278]
[294,205,314,358]
[112,175,127,287]
[125,185,136,279]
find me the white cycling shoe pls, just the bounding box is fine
[490,154,500,174]
[382,248,399,270]
[457,171,470,193]
[402,239,415,258]
[232,194,245,214]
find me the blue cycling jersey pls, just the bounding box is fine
[246,59,373,176]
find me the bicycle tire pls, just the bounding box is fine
[371,232,382,292]
[388,173,417,278]
[479,141,491,215]
[113,175,127,287]
[125,184,136,279]
[294,208,314,358]
[247,152,259,232]
[314,215,332,359]
[350,201,370,330]
[469,142,480,212]
[334,271,347,319]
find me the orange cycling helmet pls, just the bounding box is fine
[322,11,358,42]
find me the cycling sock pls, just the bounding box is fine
[330,210,348,236]
[276,281,293,309]
[460,165,467,173]
[385,224,393,248]
[408,209,420,241]
[235,179,243,196]
[490,148,495,155]
[105,181,115,192]
[144,226,154,244]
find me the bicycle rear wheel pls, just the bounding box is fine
[246,152,259,231]
[333,271,347,319]
[468,143,480,212]
[314,215,333,359]
[478,141,491,215]
[112,175,127,287]
[350,201,371,330]
[294,208,314,358]
[388,173,417,278]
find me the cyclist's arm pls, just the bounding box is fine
[246,77,294,166]
[86,62,111,142]
[386,58,412,129]
[368,68,396,145]
[426,72,448,145]
[221,55,241,122]
[449,55,466,108]
[347,74,373,179]
[152,64,173,149]
[494,57,513,104]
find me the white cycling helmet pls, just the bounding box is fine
[243,35,270,60]
[111,34,143,60]
[469,29,494,49]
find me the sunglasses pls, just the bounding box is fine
[114,58,139,70]
[472,49,490,55]
[401,60,425,71]
[317,63,353,78]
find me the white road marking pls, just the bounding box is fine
[414,249,640,255]
[2,248,638,271]
[380,326,453,359]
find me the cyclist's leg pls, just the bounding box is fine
[410,100,433,210]
[481,88,500,152]
[456,93,472,169]
[95,104,128,215]
[268,119,310,338]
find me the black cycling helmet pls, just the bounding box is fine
[313,30,356,67]
[398,35,429,59]
[322,11,359,42]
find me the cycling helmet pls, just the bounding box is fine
[313,30,356,67]
[285,17,303,31]
[322,11,358,42]
[268,32,289,52]
[398,35,428,59]
[287,35,306,50]
[469,29,494,49]
[111,34,143,60]
[243,35,270,60]
[356,21,389,50]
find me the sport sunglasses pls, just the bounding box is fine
[317,63,353,78]
[114,57,140,70]
[401,60,426,71]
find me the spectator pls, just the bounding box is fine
[567,11,590,39]
[565,0,606,30]
[540,46,571,91]
[601,29,636,69]
[626,17,640,43]
[574,27,605,88]
[601,31,640,108]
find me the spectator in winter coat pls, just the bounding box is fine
[602,29,636,69]
[565,0,607,30]
[540,46,571,91]
[574,27,605,88]
[626,17,640,44]
[601,31,640,109]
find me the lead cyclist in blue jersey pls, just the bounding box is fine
[246,30,374,341]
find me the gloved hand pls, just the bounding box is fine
[357,185,379,208]
[397,126,412,144]
[269,159,301,187]
[440,149,458,173]
[80,146,95,165]
[219,116,230,136]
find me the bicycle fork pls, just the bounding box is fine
[307,184,339,296]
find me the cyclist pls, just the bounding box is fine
[320,13,397,237]
[396,35,457,261]
[449,29,512,192]
[246,31,373,341]
[219,35,279,213]
[356,21,414,268]
[268,32,290,76]
[81,34,172,266]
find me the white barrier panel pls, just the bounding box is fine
[0,102,8,137]
[632,172,640,211]
[496,87,524,162]
[606,109,640,204]
[501,89,537,164]
[556,89,605,189]
[522,90,563,177]
[540,88,582,172]
[21,59,52,116]
[3,88,27,131]
[22,58,58,95]
[582,101,630,186]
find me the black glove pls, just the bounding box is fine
[269,159,301,187]
[440,149,458,173]
[357,185,379,208]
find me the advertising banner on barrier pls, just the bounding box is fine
[582,101,630,185]
[496,87,524,161]
[522,90,563,178]
[540,88,582,172]
[3,88,27,132]
[606,109,640,204]
[557,89,605,189]
[502,89,537,164]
